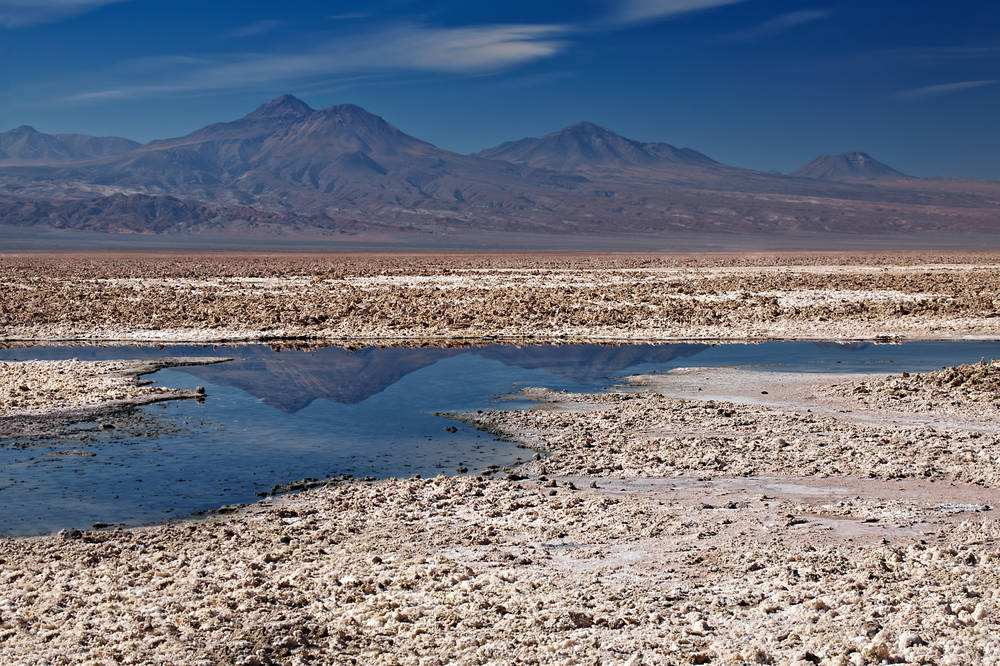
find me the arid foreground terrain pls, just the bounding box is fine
[1,251,1000,342]
[3,360,1000,663]
[2,252,1000,664]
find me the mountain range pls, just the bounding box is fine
[792,151,908,181]
[476,121,719,172]
[0,125,139,163]
[1,94,998,239]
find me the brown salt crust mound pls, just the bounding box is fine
[833,360,1000,419]
[4,251,1000,280]
[0,357,229,436]
[456,390,1000,485]
[2,253,1000,342]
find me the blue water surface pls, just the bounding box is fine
[1,340,999,535]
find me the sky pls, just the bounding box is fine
[1,0,998,179]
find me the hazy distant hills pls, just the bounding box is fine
[1,94,998,239]
[0,192,341,234]
[793,151,908,181]
[8,95,582,227]
[476,121,718,172]
[0,125,140,162]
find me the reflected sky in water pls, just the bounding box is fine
[2,340,999,535]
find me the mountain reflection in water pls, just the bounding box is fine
[173,343,711,412]
[4,340,1000,535]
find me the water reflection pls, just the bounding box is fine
[174,343,711,412]
[3,339,1000,535]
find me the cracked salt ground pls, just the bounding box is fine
[3,388,1000,662]
[4,254,1000,343]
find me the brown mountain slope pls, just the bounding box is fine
[0,126,140,163]
[793,152,908,181]
[1,95,998,238]
[477,121,718,172]
[39,96,584,213]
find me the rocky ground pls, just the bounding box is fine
[3,358,1000,663]
[457,385,1000,485]
[828,360,1000,421]
[3,251,1000,663]
[0,357,227,436]
[2,252,1000,342]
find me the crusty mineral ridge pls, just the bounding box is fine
[0,357,227,437]
[831,360,1000,420]
[1,252,1000,342]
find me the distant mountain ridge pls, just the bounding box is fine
[38,95,582,216]
[0,125,140,162]
[0,192,341,234]
[793,151,907,181]
[1,94,999,238]
[477,121,718,171]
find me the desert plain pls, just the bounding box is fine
[2,252,1000,664]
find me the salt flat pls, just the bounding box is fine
[2,253,1000,663]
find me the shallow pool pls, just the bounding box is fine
[2,340,999,535]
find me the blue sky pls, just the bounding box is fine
[1,0,998,178]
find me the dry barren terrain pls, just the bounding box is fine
[0,357,226,438]
[3,253,1000,663]
[1,252,1000,342]
[2,360,1000,663]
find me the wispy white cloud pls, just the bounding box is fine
[383,24,566,71]
[881,45,1000,63]
[62,23,570,103]
[613,0,747,25]
[227,19,286,39]
[0,0,126,27]
[327,12,368,21]
[117,55,212,72]
[64,88,132,103]
[896,79,998,99]
[724,9,831,41]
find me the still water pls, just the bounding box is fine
[2,340,999,535]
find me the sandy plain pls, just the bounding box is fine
[2,253,1000,664]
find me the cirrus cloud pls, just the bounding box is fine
[724,9,831,41]
[0,0,126,28]
[62,23,570,103]
[227,19,286,39]
[896,79,998,99]
[613,0,747,25]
